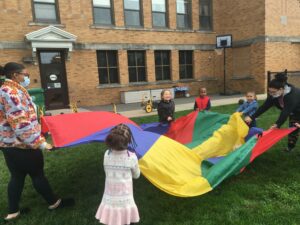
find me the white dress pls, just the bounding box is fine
[95,149,140,225]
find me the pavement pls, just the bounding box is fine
[46,94,267,118]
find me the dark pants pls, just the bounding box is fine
[288,115,300,149]
[2,148,57,213]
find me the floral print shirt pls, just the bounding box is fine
[0,79,45,149]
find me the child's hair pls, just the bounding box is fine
[246,91,257,100]
[105,124,135,151]
[160,89,172,100]
[269,72,288,89]
[238,99,245,105]
[199,87,207,94]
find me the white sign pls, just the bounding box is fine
[54,83,61,88]
[49,74,58,81]
[216,35,232,48]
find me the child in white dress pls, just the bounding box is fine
[95,124,140,225]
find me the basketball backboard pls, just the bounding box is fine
[216,35,232,48]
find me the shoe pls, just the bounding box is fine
[3,208,30,223]
[283,147,294,152]
[48,198,75,210]
[3,212,19,223]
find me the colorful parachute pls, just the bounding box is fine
[41,111,294,197]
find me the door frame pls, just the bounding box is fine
[37,49,70,110]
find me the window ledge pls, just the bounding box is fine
[97,79,212,89]
[97,84,124,89]
[128,82,149,87]
[28,22,65,27]
[231,76,254,80]
[196,77,218,81]
[90,25,216,34]
[198,30,215,34]
[179,78,196,83]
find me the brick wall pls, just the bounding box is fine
[266,0,300,36]
[213,0,265,40]
[1,0,300,107]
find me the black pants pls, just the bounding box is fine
[288,115,300,149]
[1,148,58,213]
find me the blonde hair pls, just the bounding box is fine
[160,89,172,100]
[246,91,257,100]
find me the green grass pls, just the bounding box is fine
[1,103,300,225]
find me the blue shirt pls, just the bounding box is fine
[236,100,258,117]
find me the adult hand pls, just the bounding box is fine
[294,123,300,128]
[244,116,252,124]
[45,143,53,151]
[167,116,172,121]
[269,124,278,130]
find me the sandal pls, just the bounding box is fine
[48,198,75,210]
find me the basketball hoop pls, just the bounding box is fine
[215,48,223,56]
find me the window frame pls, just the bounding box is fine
[151,0,169,28]
[179,50,194,79]
[127,50,147,83]
[154,50,171,81]
[176,0,192,29]
[96,50,120,85]
[92,0,115,26]
[199,0,213,31]
[32,0,60,24]
[123,0,144,27]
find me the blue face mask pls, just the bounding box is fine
[20,76,30,87]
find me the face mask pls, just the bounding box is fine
[20,76,30,87]
[271,92,281,98]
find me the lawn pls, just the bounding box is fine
[1,103,300,225]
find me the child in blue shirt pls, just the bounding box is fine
[236,91,258,127]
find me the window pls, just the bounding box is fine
[33,0,59,23]
[179,51,193,79]
[93,0,114,25]
[155,51,170,81]
[96,51,119,84]
[124,0,143,27]
[127,51,146,82]
[199,0,212,31]
[176,0,191,29]
[152,0,167,28]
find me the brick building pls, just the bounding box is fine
[0,0,300,109]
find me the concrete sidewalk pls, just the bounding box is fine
[46,94,267,118]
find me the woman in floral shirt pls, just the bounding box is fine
[0,62,73,221]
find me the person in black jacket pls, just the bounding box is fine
[245,73,300,152]
[157,89,175,123]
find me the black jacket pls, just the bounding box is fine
[157,100,175,123]
[251,84,300,127]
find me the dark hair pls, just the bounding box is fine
[105,124,135,151]
[269,72,288,89]
[0,66,4,76]
[3,62,25,79]
[0,66,4,86]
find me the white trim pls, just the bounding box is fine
[25,26,77,63]
[25,25,77,59]
[26,25,76,41]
